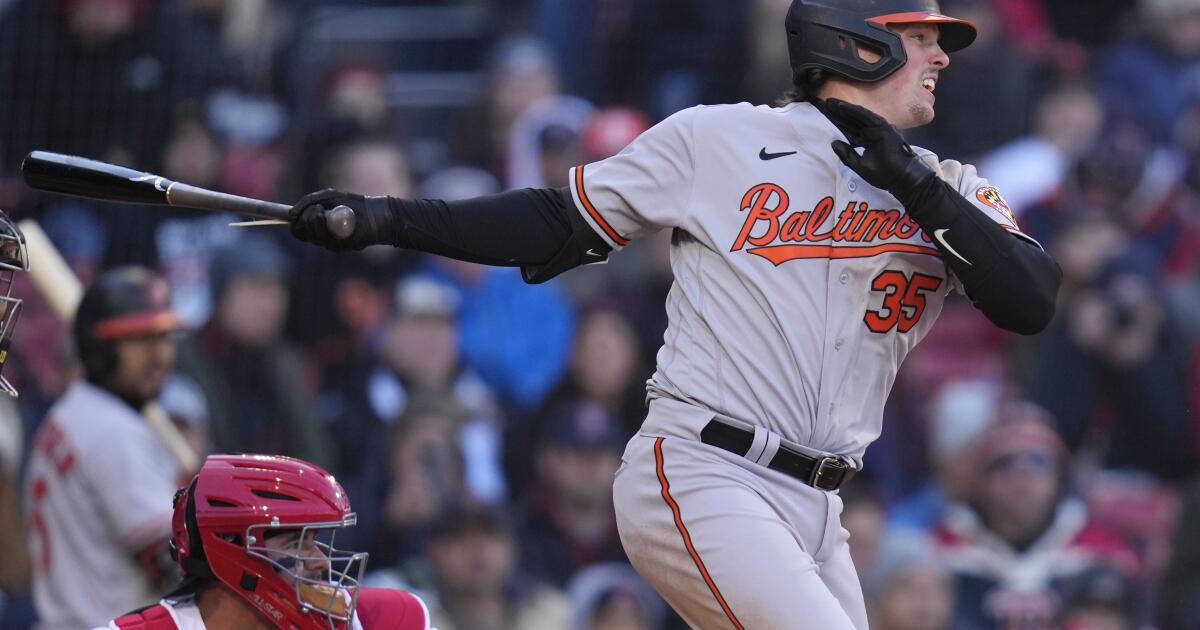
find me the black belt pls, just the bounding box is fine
[700,420,854,491]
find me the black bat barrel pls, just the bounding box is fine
[20,150,354,236]
[21,151,175,205]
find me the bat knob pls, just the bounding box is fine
[327,205,357,239]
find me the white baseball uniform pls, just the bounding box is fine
[25,381,182,630]
[569,101,1031,629]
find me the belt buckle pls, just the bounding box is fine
[809,456,846,489]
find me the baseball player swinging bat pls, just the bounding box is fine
[19,151,357,237]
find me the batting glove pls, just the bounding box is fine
[817,98,936,200]
[289,189,390,252]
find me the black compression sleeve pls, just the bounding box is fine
[896,176,1062,335]
[379,187,611,282]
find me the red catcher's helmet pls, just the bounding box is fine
[170,454,368,629]
[786,0,977,83]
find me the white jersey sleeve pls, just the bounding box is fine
[569,107,698,248]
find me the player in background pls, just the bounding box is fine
[99,453,432,630]
[25,267,188,629]
[285,1,1061,627]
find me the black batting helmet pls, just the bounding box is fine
[786,0,977,84]
[73,266,185,381]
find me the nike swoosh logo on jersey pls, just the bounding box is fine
[586,249,603,257]
[933,229,972,266]
[759,148,798,161]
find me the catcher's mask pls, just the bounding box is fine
[0,212,28,397]
[170,454,368,629]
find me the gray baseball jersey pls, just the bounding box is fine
[571,100,1031,466]
[25,381,182,630]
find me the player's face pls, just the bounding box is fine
[861,23,949,129]
[109,332,175,402]
[264,529,331,581]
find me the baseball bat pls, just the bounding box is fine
[17,219,201,475]
[20,151,356,239]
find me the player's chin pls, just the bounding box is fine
[906,102,936,128]
[140,370,171,399]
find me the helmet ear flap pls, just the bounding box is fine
[784,0,976,83]
[786,7,907,84]
[179,478,214,579]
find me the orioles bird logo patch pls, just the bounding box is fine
[976,186,1016,224]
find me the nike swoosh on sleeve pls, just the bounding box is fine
[933,229,972,266]
[759,148,798,161]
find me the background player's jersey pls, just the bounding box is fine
[569,101,1035,464]
[25,381,182,630]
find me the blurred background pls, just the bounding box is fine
[0,0,1198,628]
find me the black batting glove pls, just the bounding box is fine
[288,189,389,252]
[816,98,936,202]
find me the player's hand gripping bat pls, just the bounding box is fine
[19,151,357,238]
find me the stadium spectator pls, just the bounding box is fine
[1028,238,1195,479]
[888,378,1003,533]
[515,402,627,587]
[416,252,575,412]
[506,302,645,495]
[565,563,668,630]
[1058,567,1138,630]
[531,0,643,104]
[579,107,650,164]
[934,413,1140,629]
[450,36,563,178]
[863,532,955,630]
[356,393,470,569]
[147,113,239,325]
[1095,0,1200,141]
[505,95,594,189]
[322,275,505,546]
[421,504,570,630]
[978,84,1105,220]
[1161,476,1200,629]
[841,480,888,578]
[287,136,416,359]
[175,233,332,467]
[634,0,752,119]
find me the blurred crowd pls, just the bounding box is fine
[0,0,1198,628]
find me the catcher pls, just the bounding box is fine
[98,454,432,630]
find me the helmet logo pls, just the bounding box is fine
[249,594,285,622]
